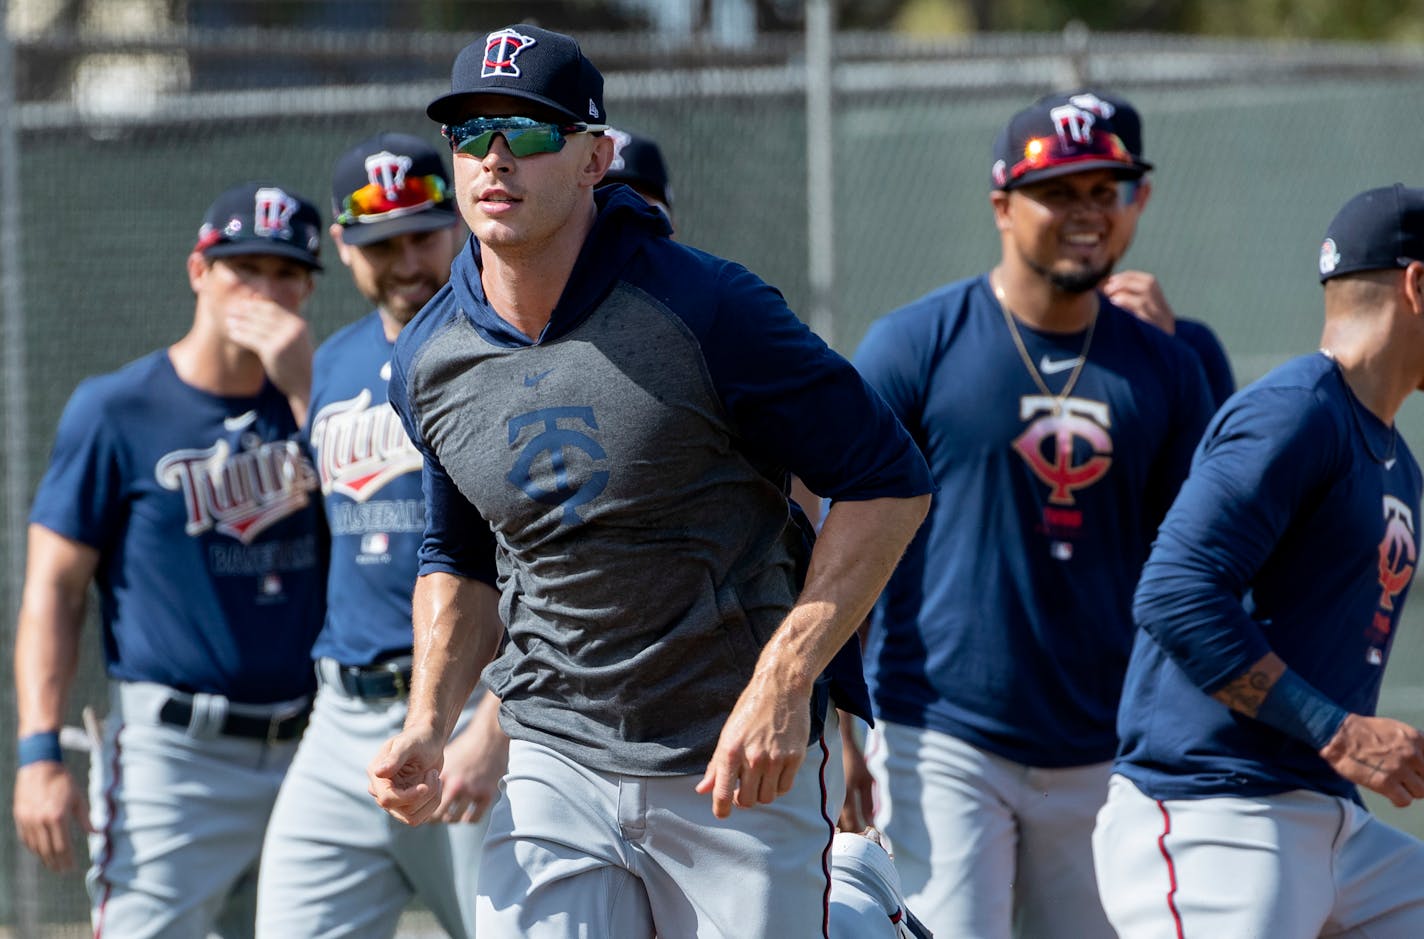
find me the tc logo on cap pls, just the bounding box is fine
[254,187,298,238]
[365,151,412,200]
[1320,237,1341,277]
[483,27,536,78]
[1067,93,1116,120]
[1050,105,1096,146]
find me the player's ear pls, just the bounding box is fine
[329,223,356,267]
[990,190,1012,232]
[186,250,210,294]
[583,134,615,187]
[1134,177,1153,210]
[1405,261,1424,316]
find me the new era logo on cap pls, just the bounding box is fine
[483,27,535,78]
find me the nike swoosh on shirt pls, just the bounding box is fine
[524,369,555,387]
[1386,458,1398,470]
[1038,355,1083,375]
[223,410,257,432]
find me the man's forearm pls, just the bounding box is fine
[755,494,929,688]
[407,572,503,742]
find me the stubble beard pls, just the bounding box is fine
[1025,257,1114,295]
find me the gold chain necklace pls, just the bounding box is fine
[993,278,1098,413]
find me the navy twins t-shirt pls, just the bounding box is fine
[30,350,324,703]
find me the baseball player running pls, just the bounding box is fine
[254,133,505,939]
[849,98,1214,938]
[366,24,932,938]
[12,181,325,938]
[1095,184,1424,937]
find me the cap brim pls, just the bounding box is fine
[203,240,323,272]
[1002,160,1145,191]
[338,205,459,247]
[427,89,579,125]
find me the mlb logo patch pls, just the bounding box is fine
[261,573,283,595]
[362,532,390,555]
[483,27,536,78]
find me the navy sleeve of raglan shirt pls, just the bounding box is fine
[675,258,934,502]
[388,292,499,586]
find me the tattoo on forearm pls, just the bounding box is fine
[1213,667,1275,717]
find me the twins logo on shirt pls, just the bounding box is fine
[1369,495,1418,657]
[507,406,609,526]
[1012,395,1114,506]
[309,389,422,501]
[156,437,317,544]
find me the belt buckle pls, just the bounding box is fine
[381,660,409,700]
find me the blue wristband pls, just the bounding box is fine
[17,731,63,767]
[1254,670,1349,750]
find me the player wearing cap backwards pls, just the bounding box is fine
[850,99,1215,938]
[1095,184,1424,937]
[254,133,504,939]
[365,23,933,939]
[12,182,325,938]
[1039,89,1236,410]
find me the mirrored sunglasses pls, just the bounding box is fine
[338,174,449,225]
[1009,131,1133,186]
[442,116,607,159]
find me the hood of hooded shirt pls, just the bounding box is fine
[448,185,674,348]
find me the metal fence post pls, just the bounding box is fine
[0,0,38,932]
[805,0,835,346]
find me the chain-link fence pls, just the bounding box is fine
[5,5,1424,934]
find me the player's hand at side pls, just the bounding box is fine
[13,761,93,873]
[225,298,313,404]
[696,671,811,819]
[1102,270,1176,335]
[1319,713,1424,808]
[368,728,446,826]
[838,713,876,833]
[433,695,509,825]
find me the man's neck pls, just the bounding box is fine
[991,263,1098,334]
[168,322,266,398]
[480,202,597,341]
[1320,320,1415,426]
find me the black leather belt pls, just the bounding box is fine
[158,698,309,742]
[334,658,413,701]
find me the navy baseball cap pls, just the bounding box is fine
[427,25,605,126]
[1319,184,1424,283]
[196,181,322,271]
[991,99,1143,192]
[1034,89,1154,171]
[600,129,673,209]
[331,132,457,247]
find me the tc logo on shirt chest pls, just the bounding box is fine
[1012,395,1113,506]
[507,406,609,525]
